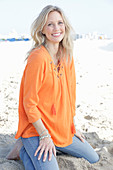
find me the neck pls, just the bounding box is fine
[45,41,59,58]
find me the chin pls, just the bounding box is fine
[52,38,63,43]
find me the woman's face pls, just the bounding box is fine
[42,11,65,45]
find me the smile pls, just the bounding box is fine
[52,33,61,37]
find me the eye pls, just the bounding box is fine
[58,21,64,25]
[48,23,53,26]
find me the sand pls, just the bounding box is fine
[0,39,113,169]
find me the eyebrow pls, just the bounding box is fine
[47,19,64,23]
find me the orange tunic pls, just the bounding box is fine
[15,46,76,147]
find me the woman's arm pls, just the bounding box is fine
[33,119,47,135]
[23,53,56,161]
[33,119,56,162]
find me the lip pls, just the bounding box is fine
[52,32,62,37]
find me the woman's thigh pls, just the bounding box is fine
[56,135,99,164]
[21,136,59,170]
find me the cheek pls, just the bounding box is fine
[61,25,65,33]
[43,26,52,36]
[46,27,52,35]
[63,26,65,32]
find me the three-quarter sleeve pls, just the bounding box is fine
[23,53,45,123]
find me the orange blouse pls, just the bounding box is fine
[15,46,76,147]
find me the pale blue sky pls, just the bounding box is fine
[0,0,113,38]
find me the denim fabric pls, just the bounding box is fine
[20,146,35,170]
[20,135,99,169]
[56,135,99,164]
[20,136,59,170]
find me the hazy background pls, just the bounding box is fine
[0,0,113,38]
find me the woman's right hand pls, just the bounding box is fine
[34,137,56,162]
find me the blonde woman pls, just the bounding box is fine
[6,5,99,169]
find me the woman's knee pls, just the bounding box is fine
[82,140,100,164]
[88,152,100,164]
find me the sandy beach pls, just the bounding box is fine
[0,39,113,170]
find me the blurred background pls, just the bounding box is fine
[0,0,113,39]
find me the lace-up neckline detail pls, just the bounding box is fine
[43,45,64,78]
[50,59,64,78]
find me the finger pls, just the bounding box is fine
[43,148,48,162]
[48,148,52,161]
[82,134,85,139]
[80,137,85,143]
[52,146,56,157]
[38,147,45,160]
[34,145,41,156]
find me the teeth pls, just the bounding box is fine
[52,33,60,36]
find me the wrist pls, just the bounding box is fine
[39,129,51,141]
[39,134,51,141]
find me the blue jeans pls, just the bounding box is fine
[20,136,99,170]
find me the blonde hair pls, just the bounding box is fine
[29,5,75,62]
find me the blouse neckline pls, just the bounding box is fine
[42,45,61,67]
[42,45,64,78]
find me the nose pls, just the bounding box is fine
[54,24,59,31]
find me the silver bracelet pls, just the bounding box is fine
[39,134,51,141]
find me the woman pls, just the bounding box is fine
[6,5,99,169]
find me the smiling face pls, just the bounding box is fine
[42,11,65,45]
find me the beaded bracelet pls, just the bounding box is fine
[39,134,51,141]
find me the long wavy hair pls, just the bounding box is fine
[28,5,75,62]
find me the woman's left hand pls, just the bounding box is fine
[75,129,85,143]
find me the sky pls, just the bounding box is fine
[0,0,113,38]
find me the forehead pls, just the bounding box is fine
[47,11,63,21]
